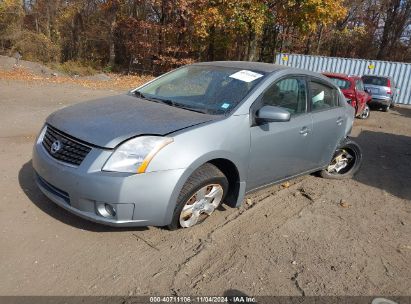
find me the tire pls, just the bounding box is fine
[320,138,362,180]
[167,163,228,230]
[389,101,395,108]
[382,105,389,112]
[359,104,370,119]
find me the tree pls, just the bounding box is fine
[0,0,24,50]
[377,0,411,59]
[1,0,410,72]
[193,0,267,61]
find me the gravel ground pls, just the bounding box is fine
[0,80,410,297]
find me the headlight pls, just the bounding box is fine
[102,136,173,173]
[36,125,47,143]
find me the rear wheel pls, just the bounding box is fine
[359,104,370,119]
[382,105,390,112]
[167,163,228,230]
[320,138,362,179]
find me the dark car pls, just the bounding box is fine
[362,75,397,112]
[323,72,371,119]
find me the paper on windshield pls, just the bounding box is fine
[229,70,263,83]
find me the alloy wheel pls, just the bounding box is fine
[179,184,224,228]
[360,105,370,119]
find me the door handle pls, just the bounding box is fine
[299,126,310,136]
[336,117,344,125]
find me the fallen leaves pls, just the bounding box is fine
[0,67,154,91]
[339,199,351,208]
[281,181,290,188]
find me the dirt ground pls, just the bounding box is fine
[0,79,410,297]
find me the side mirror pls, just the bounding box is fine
[256,105,291,123]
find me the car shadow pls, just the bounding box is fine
[18,161,148,232]
[393,106,411,118]
[353,130,411,201]
[20,129,410,231]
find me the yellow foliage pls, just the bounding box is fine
[13,31,60,63]
[0,0,24,37]
[193,0,267,39]
[276,0,347,33]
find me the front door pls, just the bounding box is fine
[247,77,314,191]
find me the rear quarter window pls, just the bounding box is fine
[329,77,351,90]
[362,76,389,86]
[309,81,339,111]
[355,80,365,91]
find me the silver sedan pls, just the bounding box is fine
[32,61,361,229]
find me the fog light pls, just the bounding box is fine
[105,204,116,217]
[97,202,116,218]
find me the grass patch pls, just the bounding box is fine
[49,61,98,76]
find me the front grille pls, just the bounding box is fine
[42,125,92,166]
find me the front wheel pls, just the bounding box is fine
[359,104,370,119]
[320,138,362,179]
[167,163,228,230]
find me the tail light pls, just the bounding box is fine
[387,79,392,94]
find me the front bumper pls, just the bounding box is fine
[32,139,186,227]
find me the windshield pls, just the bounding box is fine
[135,65,266,115]
[328,77,351,90]
[362,76,389,86]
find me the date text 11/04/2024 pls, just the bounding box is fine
[149,296,257,303]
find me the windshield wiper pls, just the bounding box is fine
[133,90,146,99]
[134,92,174,106]
[133,92,207,114]
[146,97,175,107]
[150,99,205,113]
[172,103,207,114]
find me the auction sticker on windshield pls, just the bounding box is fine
[221,103,230,109]
[229,70,263,82]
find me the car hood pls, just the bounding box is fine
[46,94,217,148]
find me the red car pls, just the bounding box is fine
[322,72,371,119]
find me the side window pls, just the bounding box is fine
[309,81,338,111]
[355,80,364,91]
[260,78,307,115]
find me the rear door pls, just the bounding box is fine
[354,79,368,112]
[309,78,347,167]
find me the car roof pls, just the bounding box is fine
[194,61,290,73]
[322,72,361,80]
[362,74,392,79]
[192,61,335,84]
[322,72,349,78]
